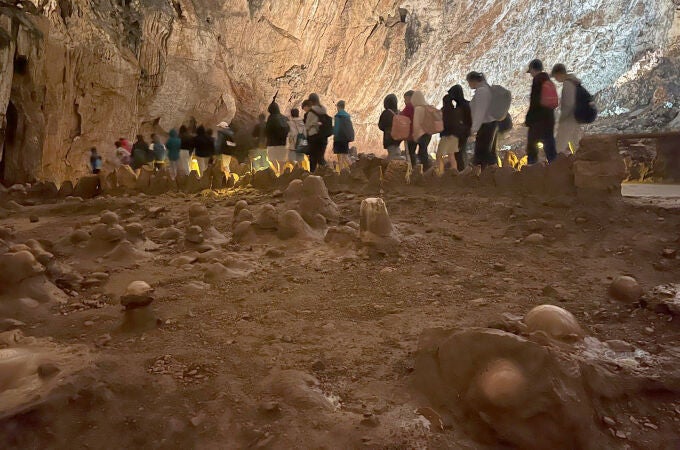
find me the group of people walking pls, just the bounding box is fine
[250,93,356,175]
[376,59,595,173]
[93,59,595,179]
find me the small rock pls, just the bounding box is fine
[29,215,39,223]
[493,263,506,272]
[609,276,643,302]
[311,360,326,372]
[524,233,544,243]
[602,416,616,427]
[37,363,61,378]
[84,320,95,327]
[96,333,112,347]
[661,248,677,259]
[258,401,281,415]
[0,318,26,332]
[643,422,658,430]
[575,217,587,224]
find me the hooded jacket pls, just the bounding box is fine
[288,117,306,150]
[470,81,495,134]
[305,105,328,138]
[166,129,181,161]
[378,94,400,148]
[193,127,215,158]
[526,71,555,127]
[411,91,431,142]
[333,109,355,143]
[560,74,581,122]
[448,85,472,138]
[131,138,148,168]
[265,102,290,147]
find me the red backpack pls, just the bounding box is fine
[540,80,559,109]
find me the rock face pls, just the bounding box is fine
[1,0,678,183]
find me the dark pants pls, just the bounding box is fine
[408,134,432,169]
[308,135,327,172]
[474,122,498,168]
[456,136,468,170]
[527,122,557,164]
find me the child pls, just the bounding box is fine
[90,147,103,174]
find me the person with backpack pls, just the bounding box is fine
[400,90,416,165]
[411,90,440,171]
[467,72,499,169]
[90,147,103,174]
[552,63,588,155]
[447,85,472,170]
[151,134,167,171]
[178,126,194,176]
[437,94,461,173]
[378,94,404,160]
[333,100,355,172]
[265,100,291,176]
[526,59,558,164]
[166,129,181,178]
[192,126,214,175]
[305,93,331,172]
[288,108,307,165]
[131,135,149,170]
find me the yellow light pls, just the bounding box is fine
[190,157,200,176]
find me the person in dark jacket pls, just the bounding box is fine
[178,125,194,176]
[333,100,355,172]
[193,126,214,175]
[378,94,403,160]
[525,59,557,164]
[131,135,148,170]
[448,85,472,170]
[266,101,290,175]
[436,95,459,173]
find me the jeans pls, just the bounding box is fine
[408,135,432,169]
[527,122,557,164]
[456,136,468,170]
[474,122,498,168]
[308,135,327,173]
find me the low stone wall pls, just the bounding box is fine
[0,135,628,205]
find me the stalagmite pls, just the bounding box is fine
[524,304,584,340]
[359,198,399,252]
[609,276,643,302]
[120,281,157,332]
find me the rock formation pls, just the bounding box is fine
[1,0,678,183]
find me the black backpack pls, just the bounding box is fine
[275,115,290,141]
[316,112,333,139]
[574,83,597,124]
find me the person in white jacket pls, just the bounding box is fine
[410,90,433,171]
[552,64,582,155]
[466,71,498,168]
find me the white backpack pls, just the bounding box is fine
[488,85,512,121]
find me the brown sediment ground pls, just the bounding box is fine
[0,183,679,449]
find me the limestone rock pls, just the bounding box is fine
[252,168,277,191]
[100,211,119,225]
[360,198,399,251]
[160,227,182,241]
[0,251,44,285]
[609,276,643,302]
[324,225,359,247]
[121,281,154,309]
[255,205,279,231]
[185,225,204,244]
[524,305,584,340]
[640,283,680,315]
[116,166,138,190]
[104,240,151,263]
[299,176,339,224]
[261,369,333,411]
[283,179,304,208]
[58,181,74,198]
[277,210,318,241]
[73,176,101,199]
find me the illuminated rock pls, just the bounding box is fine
[299,176,339,224]
[524,305,584,340]
[0,251,44,285]
[277,210,318,241]
[100,210,119,225]
[476,358,527,408]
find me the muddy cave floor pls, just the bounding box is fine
[1,185,680,449]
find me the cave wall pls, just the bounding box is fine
[0,0,678,184]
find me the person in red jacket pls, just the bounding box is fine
[400,90,416,166]
[525,59,558,164]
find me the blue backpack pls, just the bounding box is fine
[574,83,597,124]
